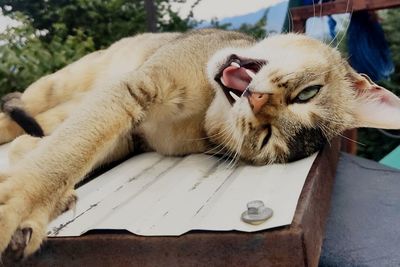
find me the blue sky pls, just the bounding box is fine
[172,0,285,20]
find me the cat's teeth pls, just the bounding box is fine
[229,91,240,102]
[220,77,227,86]
[230,62,240,68]
[245,69,256,79]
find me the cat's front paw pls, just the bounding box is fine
[4,227,33,261]
[0,172,55,260]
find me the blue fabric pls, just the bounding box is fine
[347,11,394,82]
[327,15,337,40]
[302,0,316,5]
[302,0,332,6]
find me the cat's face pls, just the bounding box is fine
[205,33,399,164]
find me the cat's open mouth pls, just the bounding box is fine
[214,55,266,105]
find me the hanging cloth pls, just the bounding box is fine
[347,11,394,81]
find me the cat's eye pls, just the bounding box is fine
[294,85,322,103]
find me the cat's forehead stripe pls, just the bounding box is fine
[269,69,327,94]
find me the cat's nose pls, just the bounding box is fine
[246,92,270,113]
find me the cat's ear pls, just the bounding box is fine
[347,69,400,129]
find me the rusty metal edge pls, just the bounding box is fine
[290,0,400,33]
[291,138,341,267]
[291,0,400,19]
[10,140,340,267]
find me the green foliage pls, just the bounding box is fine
[209,18,231,30]
[0,0,196,94]
[0,0,266,95]
[1,0,146,49]
[209,13,267,40]
[0,15,95,94]
[158,6,198,32]
[0,0,196,49]
[237,12,267,40]
[381,9,400,95]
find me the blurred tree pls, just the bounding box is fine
[145,0,157,32]
[0,0,197,49]
[209,12,267,40]
[209,18,231,30]
[0,0,267,94]
[237,12,267,39]
[381,9,400,91]
[0,15,95,95]
[0,0,197,94]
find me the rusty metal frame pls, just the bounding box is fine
[8,140,340,267]
[290,0,400,32]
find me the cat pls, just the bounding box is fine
[0,29,399,260]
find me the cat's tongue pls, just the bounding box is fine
[222,66,252,92]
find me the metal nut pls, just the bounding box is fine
[241,200,273,225]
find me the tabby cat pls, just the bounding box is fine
[0,29,399,259]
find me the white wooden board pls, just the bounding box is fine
[0,144,317,237]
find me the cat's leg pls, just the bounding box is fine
[34,98,83,135]
[8,134,78,218]
[5,132,134,253]
[20,51,103,116]
[8,135,41,165]
[5,95,83,165]
[0,97,83,146]
[5,134,136,259]
[7,127,135,223]
[0,51,103,145]
[0,75,59,144]
[0,113,24,144]
[0,93,26,144]
[0,68,161,258]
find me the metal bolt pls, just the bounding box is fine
[241,200,273,225]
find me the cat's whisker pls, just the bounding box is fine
[217,124,245,168]
[334,1,353,49]
[323,0,350,48]
[204,130,233,156]
[205,142,226,154]
[187,128,230,142]
[338,133,366,147]
[206,142,232,160]
[281,71,296,79]
[316,121,333,146]
[287,8,293,33]
[319,0,324,35]
[230,122,248,169]
[302,60,349,79]
[215,138,238,166]
[233,138,245,167]
[222,135,241,167]
[309,62,350,84]
[312,0,317,33]
[204,126,238,162]
[227,134,244,169]
[202,123,236,143]
[185,136,212,141]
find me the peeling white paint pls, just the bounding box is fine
[46,151,317,236]
[0,144,316,236]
